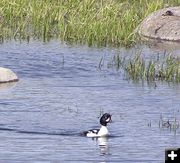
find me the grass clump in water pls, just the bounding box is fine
[110,54,180,83]
[0,0,179,46]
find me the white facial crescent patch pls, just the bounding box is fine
[105,117,111,122]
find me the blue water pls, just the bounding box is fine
[0,40,180,162]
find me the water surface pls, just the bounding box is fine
[0,40,180,162]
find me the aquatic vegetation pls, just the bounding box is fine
[148,113,180,134]
[159,114,180,133]
[0,0,179,46]
[109,54,180,83]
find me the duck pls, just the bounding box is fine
[83,113,112,138]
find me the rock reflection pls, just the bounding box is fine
[0,82,17,90]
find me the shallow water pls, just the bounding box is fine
[0,40,180,162]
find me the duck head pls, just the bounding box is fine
[100,113,112,126]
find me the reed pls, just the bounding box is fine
[110,54,180,83]
[0,0,179,46]
[159,114,180,133]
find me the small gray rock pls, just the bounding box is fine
[0,67,18,83]
[136,6,180,41]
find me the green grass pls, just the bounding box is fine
[109,53,180,83]
[0,0,179,46]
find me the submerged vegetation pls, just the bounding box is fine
[108,53,180,83]
[0,0,179,46]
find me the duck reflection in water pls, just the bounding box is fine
[92,137,109,155]
[98,137,109,155]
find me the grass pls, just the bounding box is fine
[108,53,180,83]
[0,0,179,46]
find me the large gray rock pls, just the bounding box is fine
[136,7,180,41]
[0,67,18,83]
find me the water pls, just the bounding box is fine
[0,40,180,162]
